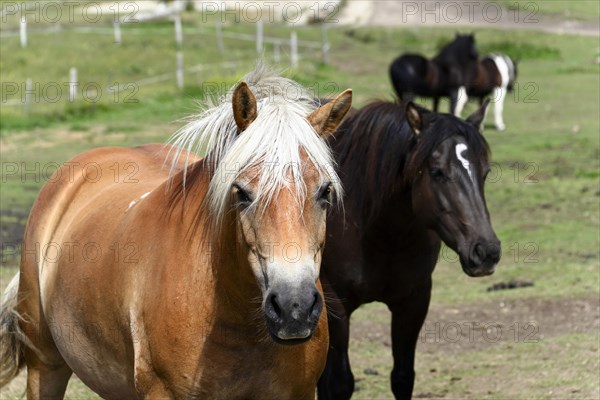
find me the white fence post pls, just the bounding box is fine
[113,20,122,44]
[174,14,183,47]
[177,51,184,90]
[290,31,298,68]
[24,78,32,115]
[321,24,330,65]
[20,16,27,48]
[256,20,263,53]
[69,67,78,102]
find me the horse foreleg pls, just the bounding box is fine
[317,301,354,400]
[492,86,507,131]
[448,90,457,115]
[454,86,468,117]
[432,97,439,112]
[388,281,432,400]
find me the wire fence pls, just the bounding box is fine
[2,9,332,114]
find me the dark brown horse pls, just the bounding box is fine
[389,34,478,114]
[317,100,501,400]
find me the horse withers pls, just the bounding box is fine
[317,100,500,400]
[0,67,352,399]
[389,34,478,114]
[455,53,518,131]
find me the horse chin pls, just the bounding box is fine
[463,265,495,277]
[459,254,497,277]
[267,329,313,346]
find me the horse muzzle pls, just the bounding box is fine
[263,284,323,345]
[460,240,501,277]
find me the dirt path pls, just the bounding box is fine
[352,296,600,353]
[338,0,599,36]
[349,295,600,399]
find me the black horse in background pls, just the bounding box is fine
[389,34,478,114]
[317,100,501,400]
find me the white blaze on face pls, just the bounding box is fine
[455,143,473,182]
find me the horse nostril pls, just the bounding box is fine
[472,243,486,264]
[309,292,322,318]
[269,294,282,319]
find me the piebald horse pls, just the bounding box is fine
[454,53,517,131]
[0,67,352,399]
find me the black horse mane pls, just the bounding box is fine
[330,100,490,227]
[433,34,476,66]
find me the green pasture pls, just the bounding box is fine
[1,12,599,400]
[496,0,600,22]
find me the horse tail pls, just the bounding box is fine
[0,273,25,387]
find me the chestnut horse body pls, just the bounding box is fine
[0,67,352,399]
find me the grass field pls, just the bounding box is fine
[496,0,600,22]
[1,8,599,400]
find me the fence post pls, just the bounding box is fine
[256,20,263,53]
[321,24,330,65]
[290,31,298,68]
[113,20,122,44]
[177,51,184,90]
[24,78,32,115]
[20,16,27,48]
[273,41,281,63]
[216,20,224,53]
[69,68,78,102]
[174,14,183,47]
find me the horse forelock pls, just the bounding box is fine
[405,116,491,183]
[166,66,342,231]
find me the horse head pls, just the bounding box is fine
[225,83,353,343]
[404,101,500,277]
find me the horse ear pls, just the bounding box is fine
[466,99,490,131]
[232,82,257,134]
[307,89,353,138]
[405,102,428,137]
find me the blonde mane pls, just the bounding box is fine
[167,65,343,225]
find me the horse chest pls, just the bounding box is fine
[167,343,320,399]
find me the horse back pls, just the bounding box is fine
[467,58,502,97]
[389,54,441,97]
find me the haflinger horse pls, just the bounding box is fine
[0,66,353,399]
[389,34,478,114]
[454,53,518,131]
[317,100,501,400]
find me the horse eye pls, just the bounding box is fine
[429,168,445,180]
[317,183,333,207]
[233,185,253,208]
